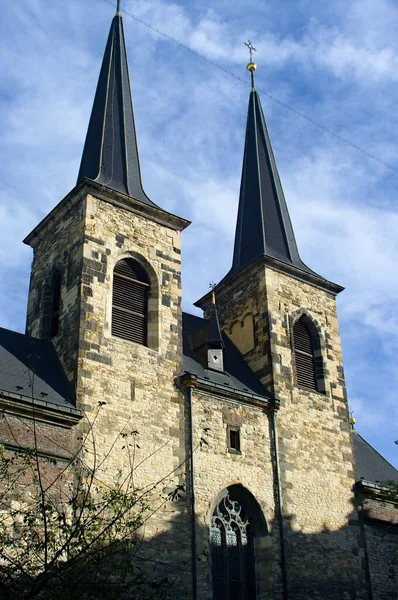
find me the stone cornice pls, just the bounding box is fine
[177,373,277,410]
[24,179,190,247]
[195,254,343,310]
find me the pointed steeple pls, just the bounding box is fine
[224,60,319,283]
[77,8,155,205]
[206,291,224,349]
[191,290,224,372]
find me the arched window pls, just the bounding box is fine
[111,258,149,345]
[210,493,257,600]
[50,271,61,338]
[293,316,317,390]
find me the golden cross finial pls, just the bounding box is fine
[244,40,258,89]
[209,282,217,304]
[244,40,257,63]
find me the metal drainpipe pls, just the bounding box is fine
[183,379,197,600]
[358,498,373,600]
[270,409,289,600]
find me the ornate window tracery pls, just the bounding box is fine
[210,493,256,600]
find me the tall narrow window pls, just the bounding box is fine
[210,494,256,600]
[228,427,241,453]
[112,258,149,345]
[50,271,61,337]
[293,316,317,390]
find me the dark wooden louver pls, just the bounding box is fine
[50,272,61,337]
[293,319,317,390]
[112,259,149,345]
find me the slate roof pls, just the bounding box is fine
[3,325,397,485]
[205,302,224,348]
[77,13,156,206]
[0,327,76,410]
[353,431,398,483]
[222,89,324,285]
[182,312,271,400]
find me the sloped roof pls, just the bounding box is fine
[353,431,398,483]
[205,302,224,348]
[77,13,155,205]
[182,312,271,400]
[222,89,322,284]
[0,327,76,409]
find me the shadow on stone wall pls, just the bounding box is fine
[130,499,398,600]
[1,498,397,600]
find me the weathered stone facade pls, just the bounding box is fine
[198,259,368,599]
[191,391,276,599]
[364,522,398,600]
[5,8,395,597]
[24,182,193,595]
[19,177,398,598]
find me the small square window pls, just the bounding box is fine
[228,428,241,453]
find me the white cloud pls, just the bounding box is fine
[0,0,397,467]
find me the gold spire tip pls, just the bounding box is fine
[209,282,217,305]
[116,0,121,15]
[244,40,257,88]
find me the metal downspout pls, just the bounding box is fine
[184,379,197,600]
[270,409,289,600]
[358,500,373,600]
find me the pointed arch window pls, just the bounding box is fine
[210,493,256,600]
[293,316,317,390]
[50,271,61,338]
[112,258,149,345]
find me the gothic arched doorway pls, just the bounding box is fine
[210,485,267,600]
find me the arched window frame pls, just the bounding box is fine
[291,312,326,394]
[109,254,159,350]
[209,485,270,600]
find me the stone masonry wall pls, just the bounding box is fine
[213,263,368,599]
[191,389,282,600]
[74,193,190,595]
[365,522,398,600]
[26,190,86,385]
[25,190,191,596]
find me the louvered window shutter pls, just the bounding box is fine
[293,319,317,390]
[112,259,149,345]
[50,272,61,337]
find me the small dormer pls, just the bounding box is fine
[191,295,224,372]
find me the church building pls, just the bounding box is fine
[0,5,397,600]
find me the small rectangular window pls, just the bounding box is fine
[228,428,241,453]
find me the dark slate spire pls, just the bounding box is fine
[225,67,318,281]
[191,292,224,352]
[77,9,155,205]
[191,291,224,371]
[206,292,224,349]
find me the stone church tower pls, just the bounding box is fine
[24,8,191,585]
[1,5,391,600]
[193,66,365,598]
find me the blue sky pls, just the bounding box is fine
[0,0,397,468]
